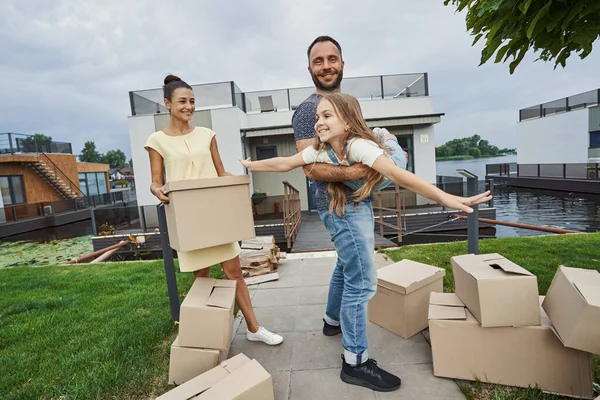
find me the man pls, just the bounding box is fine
[291,35,402,392]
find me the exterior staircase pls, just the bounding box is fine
[26,153,85,203]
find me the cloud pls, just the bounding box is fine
[1,0,599,157]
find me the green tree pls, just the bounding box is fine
[469,147,482,158]
[20,133,52,152]
[436,145,451,157]
[79,141,102,163]
[100,149,127,169]
[444,0,600,73]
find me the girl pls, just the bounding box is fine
[241,92,490,391]
[240,93,491,216]
[145,74,282,346]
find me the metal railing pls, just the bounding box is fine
[519,89,600,121]
[486,162,600,180]
[2,192,126,223]
[373,185,405,244]
[0,133,72,155]
[283,181,302,248]
[129,73,430,116]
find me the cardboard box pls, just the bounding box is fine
[179,278,236,350]
[168,336,231,385]
[451,253,540,327]
[542,266,600,354]
[368,259,445,339]
[158,353,274,400]
[428,293,595,399]
[164,175,256,252]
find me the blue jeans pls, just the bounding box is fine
[319,201,377,365]
[327,138,407,191]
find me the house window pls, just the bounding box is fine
[78,172,108,197]
[396,135,414,173]
[590,131,600,148]
[0,176,26,205]
[256,146,278,160]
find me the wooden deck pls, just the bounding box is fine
[290,212,396,253]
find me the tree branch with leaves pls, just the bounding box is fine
[444,0,600,73]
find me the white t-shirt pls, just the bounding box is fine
[302,138,385,167]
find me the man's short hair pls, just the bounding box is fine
[307,36,343,60]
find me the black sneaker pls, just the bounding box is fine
[340,355,401,392]
[322,319,342,336]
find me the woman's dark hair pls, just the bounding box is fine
[163,74,192,101]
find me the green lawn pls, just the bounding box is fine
[384,232,600,400]
[0,260,224,400]
[1,234,598,399]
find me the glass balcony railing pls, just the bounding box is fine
[129,73,430,116]
[0,133,73,155]
[519,89,600,121]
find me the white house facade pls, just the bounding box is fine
[517,89,600,164]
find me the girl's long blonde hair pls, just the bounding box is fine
[313,93,387,216]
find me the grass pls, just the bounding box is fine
[0,260,225,400]
[384,232,600,400]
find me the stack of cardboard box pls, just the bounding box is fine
[428,253,598,399]
[159,353,274,400]
[168,278,237,385]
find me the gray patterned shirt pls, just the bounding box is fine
[292,93,372,212]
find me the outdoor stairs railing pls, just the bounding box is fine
[27,153,85,203]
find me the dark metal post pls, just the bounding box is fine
[596,163,599,179]
[487,179,494,208]
[90,209,97,235]
[140,206,147,233]
[8,133,14,154]
[157,204,180,321]
[380,76,385,99]
[517,164,520,177]
[537,164,541,178]
[458,169,479,254]
[563,163,567,179]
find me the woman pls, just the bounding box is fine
[241,92,491,390]
[145,74,282,346]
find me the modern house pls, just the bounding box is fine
[0,132,110,223]
[518,89,600,165]
[128,73,444,224]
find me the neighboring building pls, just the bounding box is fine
[0,132,109,223]
[517,89,600,164]
[128,73,443,222]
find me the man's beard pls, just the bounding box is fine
[311,69,344,92]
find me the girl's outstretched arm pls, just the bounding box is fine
[371,156,492,213]
[240,151,306,173]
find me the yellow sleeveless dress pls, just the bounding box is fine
[144,126,241,272]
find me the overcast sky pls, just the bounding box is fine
[2,0,599,158]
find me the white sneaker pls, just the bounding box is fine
[246,326,283,346]
[373,127,389,141]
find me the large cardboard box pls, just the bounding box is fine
[158,353,274,400]
[428,293,595,399]
[451,253,540,327]
[542,266,600,354]
[164,176,256,252]
[368,259,444,339]
[179,278,236,350]
[168,337,231,385]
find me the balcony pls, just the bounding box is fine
[519,89,600,121]
[0,133,73,155]
[129,73,429,117]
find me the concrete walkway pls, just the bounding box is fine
[229,251,465,400]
